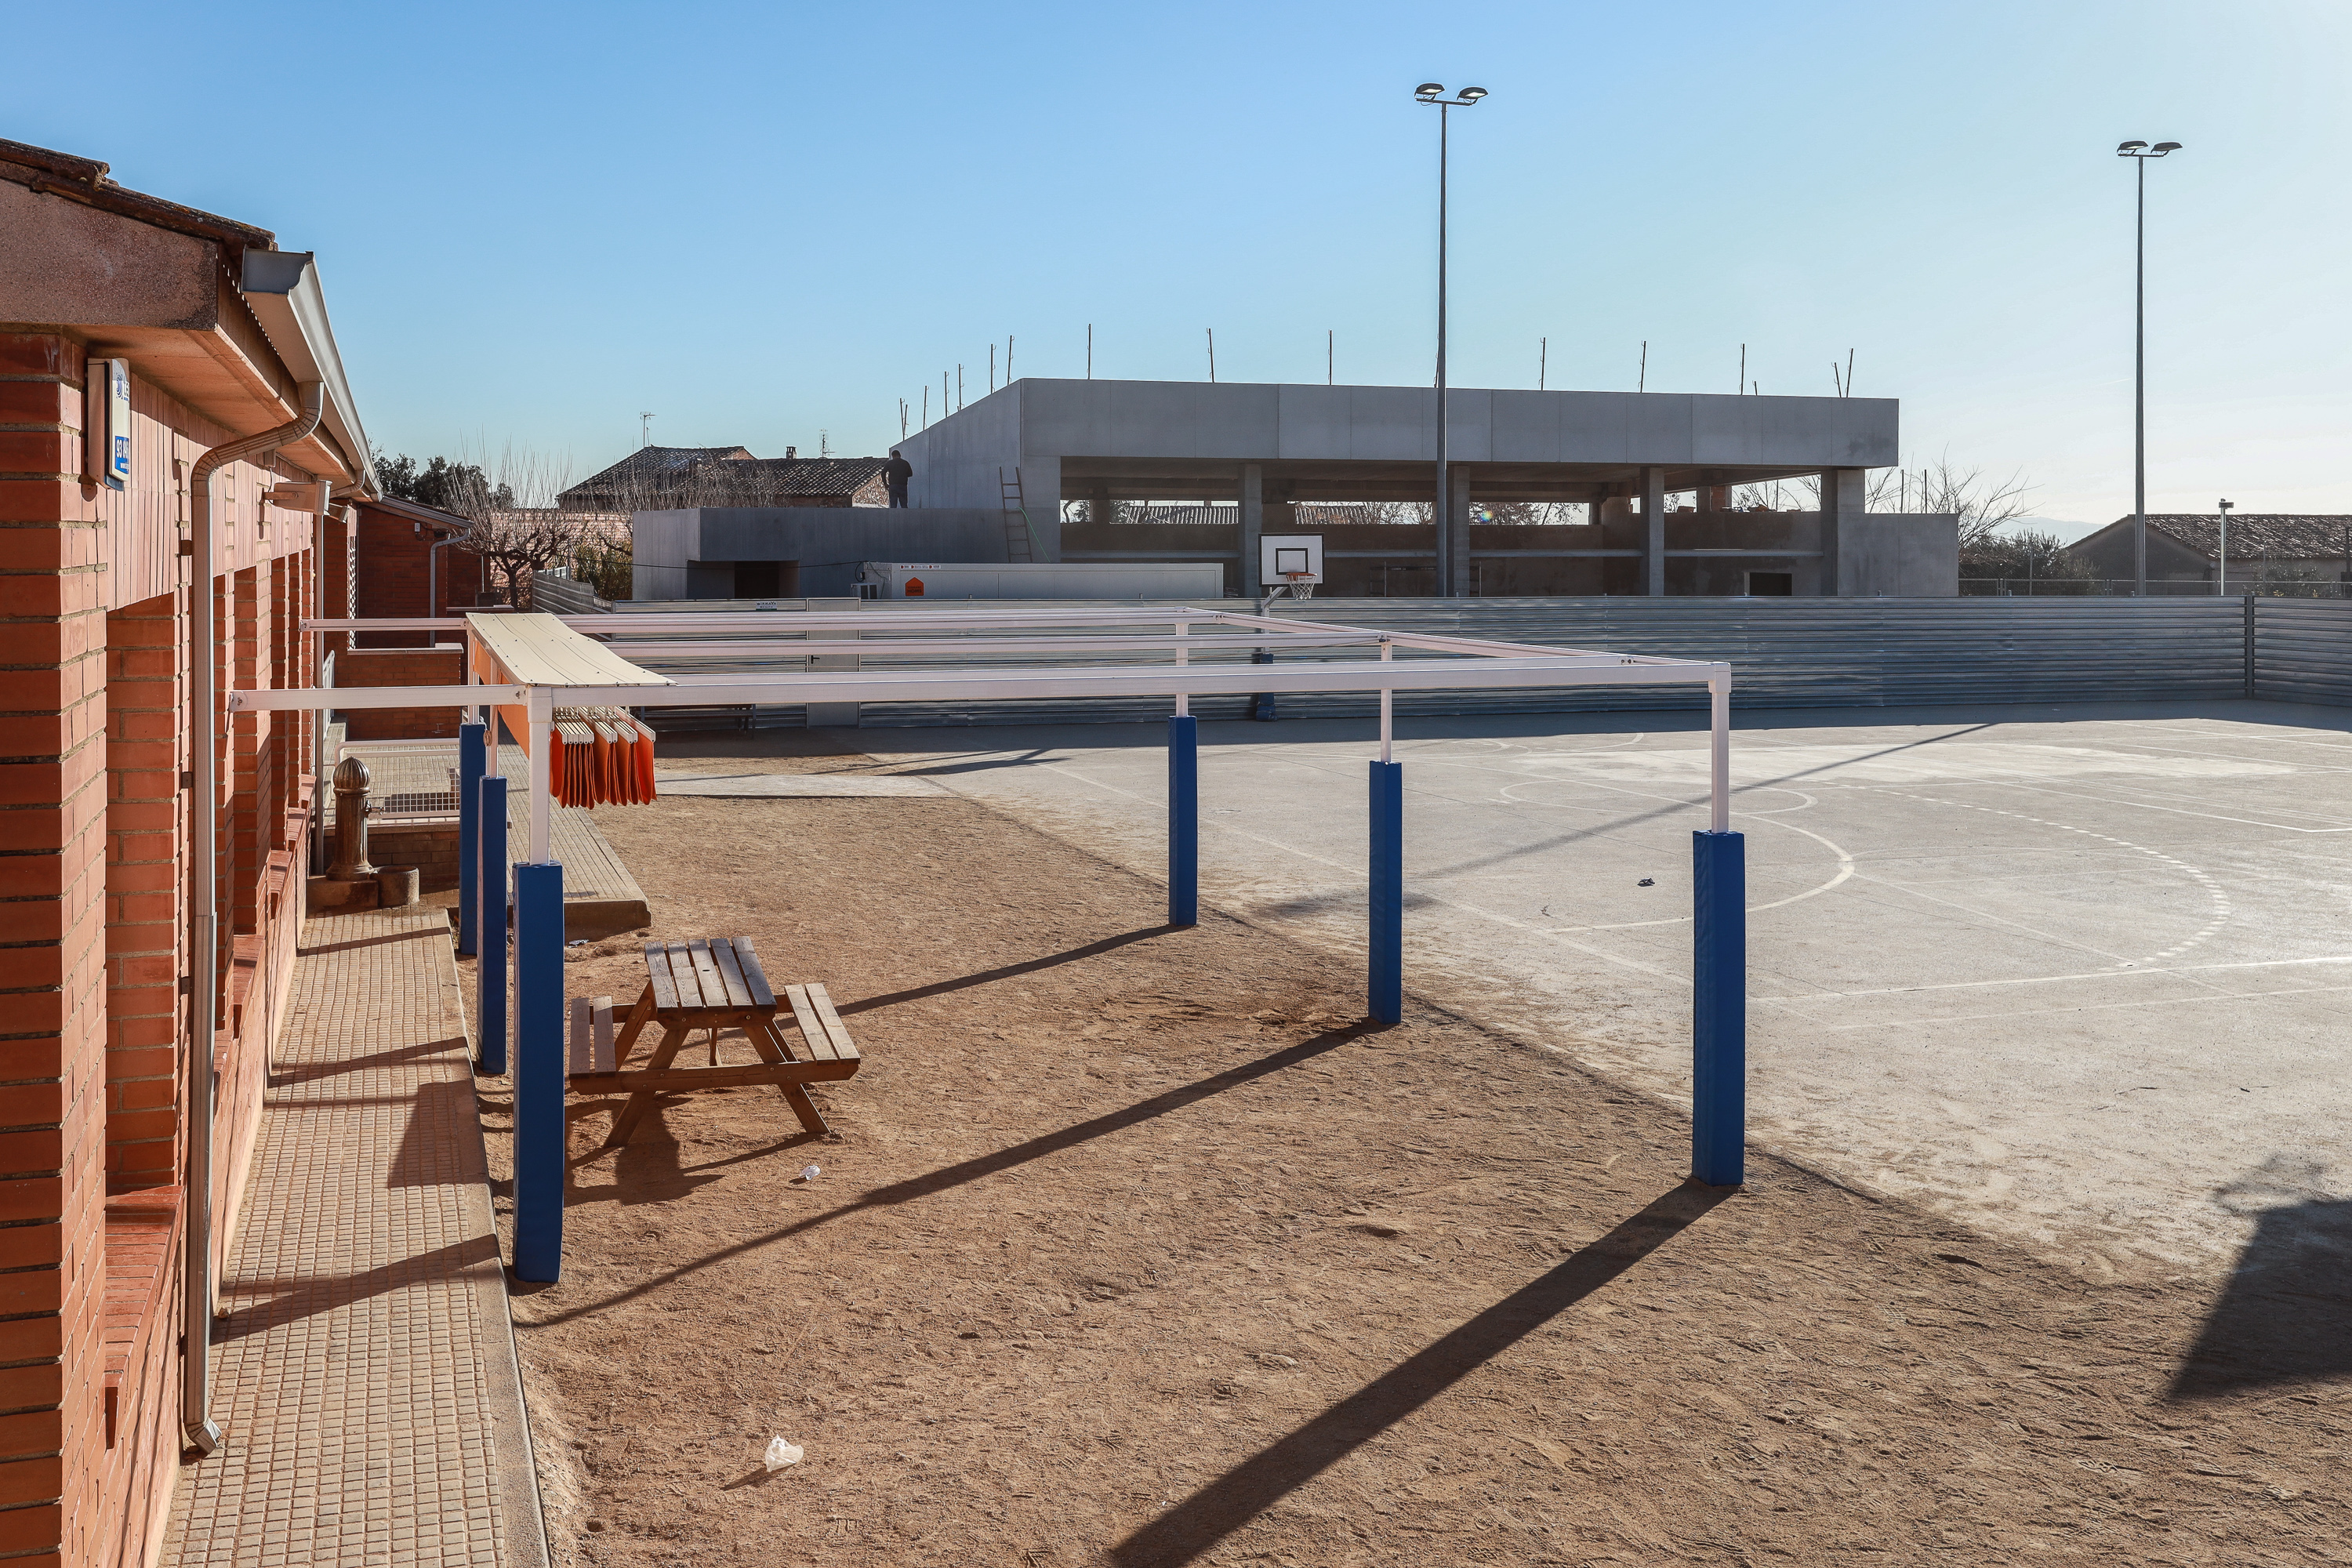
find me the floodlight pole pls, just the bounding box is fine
[2120,140,2181,597]
[1418,84,1488,598]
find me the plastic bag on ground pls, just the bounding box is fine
[764,1436,804,1472]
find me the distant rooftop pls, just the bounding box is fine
[2132,514,2352,561]
[557,447,887,510]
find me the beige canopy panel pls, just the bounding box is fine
[466,611,673,691]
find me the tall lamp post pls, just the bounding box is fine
[2118,139,2182,597]
[1417,82,1487,598]
[2216,499,2233,597]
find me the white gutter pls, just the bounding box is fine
[183,382,324,1456]
[238,252,376,495]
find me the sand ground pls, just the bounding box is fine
[474,730,2350,1567]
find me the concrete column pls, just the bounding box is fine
[1642,466,1667,596]
[1240,463,1264,597]
[1818,468,1864,597]
[1703,485,1733,512]
[1091,483,1116,528]
[1450,470,1474,597]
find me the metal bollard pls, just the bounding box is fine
[457,722,485,956]
[1691,829,1748,1186]
[327,757,377,882]
[1368,760,1403,1024]
[1167,714,1198,927]
[512,860,565,1283]
[477,775,508,1076]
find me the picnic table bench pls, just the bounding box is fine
[567,935,862,1145]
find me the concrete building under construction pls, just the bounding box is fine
[885,378,1955,597]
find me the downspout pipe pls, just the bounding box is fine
[182,381,323,1455]
[314,483,365,877]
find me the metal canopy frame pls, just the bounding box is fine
[242,604,1749,1282]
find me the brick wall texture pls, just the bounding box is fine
[350,501,479,651]
[3,329,323,1565]
[333,648,465,741]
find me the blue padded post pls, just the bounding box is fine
[1692,829,1748,1186]
[1168,715,1198,927]
[1368,760,1403,1024]
[511,861,565,1283]
[456,721,485,956]
[477,775,508,1076]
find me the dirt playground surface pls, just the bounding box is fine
[474,733,2349,1567]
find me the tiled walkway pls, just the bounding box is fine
[162,907,548,1568]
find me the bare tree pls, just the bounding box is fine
[1731,456,2035,554]
[442,445,621,611]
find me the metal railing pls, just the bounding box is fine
[1961,577,2352,597]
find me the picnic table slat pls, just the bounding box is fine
[569,1058,860,1094]
[784,985,835,1061]
[644,942,681,1014]
[710,939,756,1011]
[804,983,860,1062]
[731,936,777,1011]
[682,940,715,1011]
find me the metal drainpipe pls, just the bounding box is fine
[427,532,460,644]
[315,485,363,878]
[183,381,324,1455]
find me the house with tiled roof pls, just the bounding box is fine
[2067,514,2352,589]
[557,445,888,510]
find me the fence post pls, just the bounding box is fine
[2245,593,2256,700]
[477,775,508,1076]
[1691,829,1747,1185]
[1167,715,1197,927]
[1368,760,1403,1024]
[512,861,564,1283]
[456,721,485,956]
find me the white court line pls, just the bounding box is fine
[1752,951,2352,1003]
[1810,979,2352,1033]
[1021,760,1696,987]
[1957,776,2352,834]
[1840,869,2141,969]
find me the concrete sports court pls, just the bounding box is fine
[840,698,2352,1282]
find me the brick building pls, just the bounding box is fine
[341,494,480,648]
[2,137,377,1563]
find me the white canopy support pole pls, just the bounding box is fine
[1708,671,1732,832]
[528,686,554,862]
[1379,640,1393,763]
[1173,621,1189,717]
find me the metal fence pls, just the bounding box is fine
[535,595,2352,729]
[1962,578,2352,598]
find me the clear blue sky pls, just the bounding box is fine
[15,0,2346,532]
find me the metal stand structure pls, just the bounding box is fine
[476,775,508,1077]
[512,862,564,1281]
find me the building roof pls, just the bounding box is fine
[0,137,276,262]
[718,456,890,493]
[557,448,888,509]
[357,495,472,533]
[2089,514,2352,561]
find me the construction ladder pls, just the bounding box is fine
[999,466,1037,563]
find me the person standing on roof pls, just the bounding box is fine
[884,449,913,508]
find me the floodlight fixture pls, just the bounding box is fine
[1457,85,1488,102]
[2152,141,2182,153]
[2117,140,2148,151]
[1417,82,1444,100]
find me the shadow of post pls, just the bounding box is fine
[2169,1180,2352,1399]
[1109,1181,1733,1568]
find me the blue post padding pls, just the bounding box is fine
[477,775,508,1076]
[1692,829,1748,1186]
[1168,715,1198,927]
[511,861,565,1283]
[1368,760,1403,1024]
[456,723,485,956]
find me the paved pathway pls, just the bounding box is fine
[162,907,548,1568]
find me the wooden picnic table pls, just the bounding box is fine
[566,936,862,1145]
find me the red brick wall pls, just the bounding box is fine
[335,648,465,740]
[351,501,479,649]
[4,328,321,1566]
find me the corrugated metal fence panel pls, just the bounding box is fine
[2253,599,2352,706]
[851,597,2251,726]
